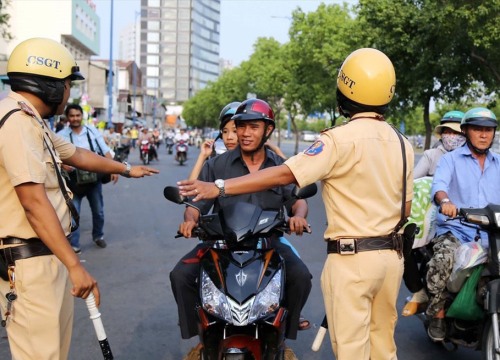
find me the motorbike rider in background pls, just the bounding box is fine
[170,99,312,356]
[402,111,466,317]
[426,107,500,341]
[138,127,158,161]
[414,111,466,178]
[174,127,190,162]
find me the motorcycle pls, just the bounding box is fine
[411,205,500,358]
[175,140,188,165]
[140,140,151,165]
[113,143,130,163]
[165,136,175,155]
[163,183,317,360]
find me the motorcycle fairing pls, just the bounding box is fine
[201,248,284,304]
[218,203,284,244]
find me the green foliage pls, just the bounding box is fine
[182,0,498,149]
[357,0,499,148]
[0,0,12,40]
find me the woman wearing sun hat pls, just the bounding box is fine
[413,111,466,178]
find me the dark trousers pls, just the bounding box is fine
[403,250,424,293]
[169,240,312,340]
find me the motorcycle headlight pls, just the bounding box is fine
[248,269,282,323]
[200,270,232,322]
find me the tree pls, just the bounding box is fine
[240,38,288,146]
[0,0,12,41]
[182,67,250,129]
[284,3,358,153]
[357,0,499,149]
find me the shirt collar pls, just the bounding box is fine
[8,92,43,120]
[227,146,280,167]
[458,143,497,162]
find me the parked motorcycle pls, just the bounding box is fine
[140,140,151,165]
[163,183,317,360]
[411,205,500,358]
[165,136,174,155]
[175,140,188,165]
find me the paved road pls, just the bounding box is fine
[0,142,480,359]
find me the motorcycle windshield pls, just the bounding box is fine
[219,203,280,243]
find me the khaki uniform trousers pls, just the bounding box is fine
[0,255,73,360]
[321,249,403,360]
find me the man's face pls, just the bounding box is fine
[236,120,270,153]
[464,125,495,152]
[67,108,83,129]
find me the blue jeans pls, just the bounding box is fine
[69,182,104,248]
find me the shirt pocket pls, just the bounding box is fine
[42,151,61,190]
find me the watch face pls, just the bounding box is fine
[215,179,224,188]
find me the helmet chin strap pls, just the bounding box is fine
[244,124,273,161]
[466,138,491,155]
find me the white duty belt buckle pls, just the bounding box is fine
[339,238,356,255]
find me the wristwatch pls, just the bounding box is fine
[440,198,451,206]
[121,162,131,178]
[214,179,225,197]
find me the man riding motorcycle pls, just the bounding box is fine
[426,107,500,341]
[169,99,312,353]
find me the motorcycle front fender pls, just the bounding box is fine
[485,279,500,314]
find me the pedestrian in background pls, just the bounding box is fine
[0,37,158,360]
[58,104,117,253]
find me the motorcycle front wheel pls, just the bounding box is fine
[482,317,500,360]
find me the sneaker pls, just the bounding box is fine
[72,246,82,254]
[94,237,107,248]
[428,317,446,342]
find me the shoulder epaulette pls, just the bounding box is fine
[18,101,37,117]
[320,120,349,133]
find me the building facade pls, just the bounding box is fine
[140,0,220,103]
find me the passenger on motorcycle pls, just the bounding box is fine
[188,101,240,181]
[170,99,312,347]
[426,107,500,342]
[402,111,466,317]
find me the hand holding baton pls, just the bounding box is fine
[311,315,328,352]
[85,293,114,360]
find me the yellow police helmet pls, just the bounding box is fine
[7,37,84,80]
[336,48,395,116]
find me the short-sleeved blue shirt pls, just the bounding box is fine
[431,144,500,246]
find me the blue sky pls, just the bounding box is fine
[95,0,357,66]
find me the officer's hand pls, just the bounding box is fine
[288,216,311,236]
[67,264,100,306]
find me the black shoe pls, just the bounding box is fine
[94,237,107,248]
[72,246,82,254]
[428,317,446,342]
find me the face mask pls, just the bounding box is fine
[441,133,466,151]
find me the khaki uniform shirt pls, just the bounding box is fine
[285,114,414,240]
[0,92,76,238]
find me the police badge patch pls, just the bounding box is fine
[304,140,324,156]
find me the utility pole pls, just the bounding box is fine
[132,10,140,125]
[107,0,114,129]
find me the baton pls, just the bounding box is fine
[85,293,114,360]
[311,315,328,352]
